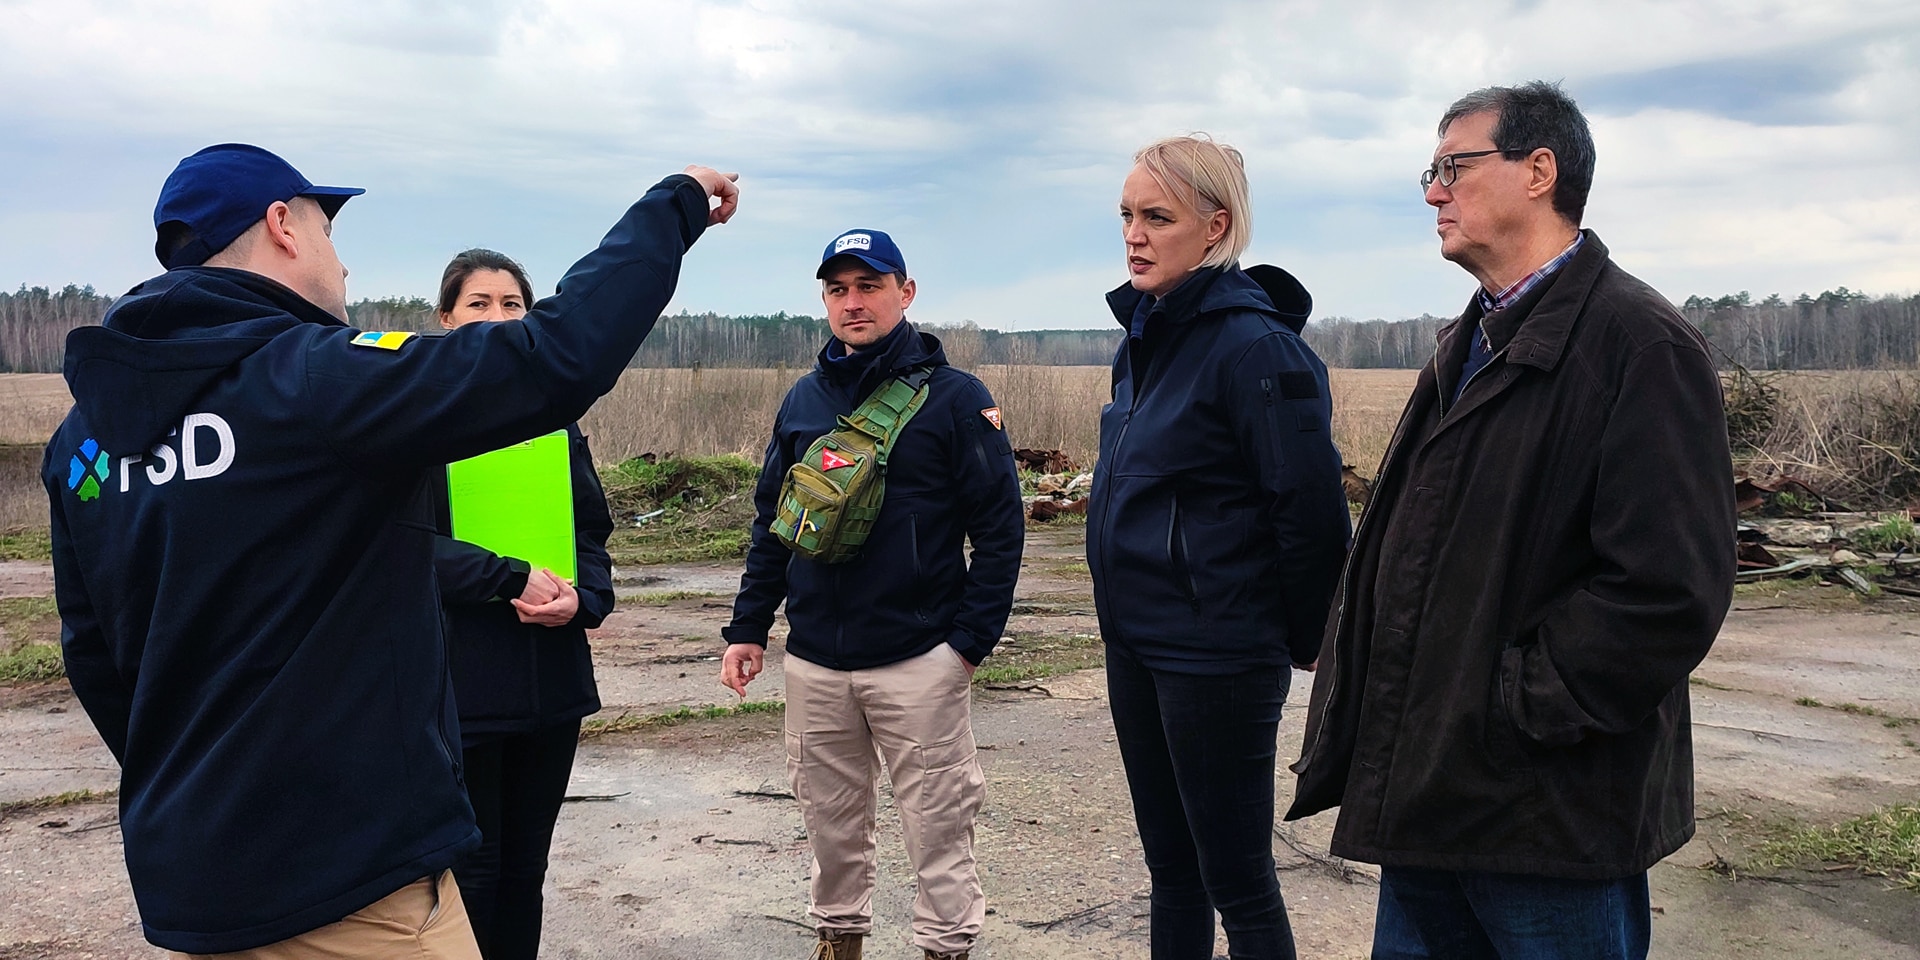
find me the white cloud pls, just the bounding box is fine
[0,0,1915,322]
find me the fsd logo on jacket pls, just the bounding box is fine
[68,413,239,502]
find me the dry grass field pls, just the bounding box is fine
[580,366,1422,475]
[16,365,1920,511]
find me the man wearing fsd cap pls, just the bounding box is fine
[720,230,1023,960]
[44,144,738,958]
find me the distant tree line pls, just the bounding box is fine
[3,283,1915,373]
[1302,289,1920,370]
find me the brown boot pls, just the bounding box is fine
[923,951,969,960]
[809,930,863,960]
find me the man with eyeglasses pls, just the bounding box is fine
[1288,81,1734,959]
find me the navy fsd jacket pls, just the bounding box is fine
[433,423,613,746]
[44,175,709,953]
[723,323,1025,669]
[1088,266,1351,674]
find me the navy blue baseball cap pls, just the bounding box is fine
[153,143,365,269]
[816,228,906,279]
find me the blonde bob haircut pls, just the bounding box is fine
[1132,134,1251,270]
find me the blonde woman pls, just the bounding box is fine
[1086,136,1349,959]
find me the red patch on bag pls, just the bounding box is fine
[820,448,854,471]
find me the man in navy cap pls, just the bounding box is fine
[45,143,739,958]
[720,230,1024,960]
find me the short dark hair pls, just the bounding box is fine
[437,248,534,314]
[819,255,907,289]
[1440,81,1595,225]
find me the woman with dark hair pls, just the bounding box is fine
[432,248,616,960]
[1087,138,1351,959]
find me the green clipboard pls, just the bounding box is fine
[447,430,577,583]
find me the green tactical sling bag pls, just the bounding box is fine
[772,368,934,564]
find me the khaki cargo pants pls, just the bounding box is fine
[785,643,987,957]
[168,871,481,960]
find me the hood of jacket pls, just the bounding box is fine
[64,267,344,455]
[1104,264,1312,333]
[813,319,950,404]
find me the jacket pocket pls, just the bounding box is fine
[1483,656,1536,774]
[1167,493,1201,611]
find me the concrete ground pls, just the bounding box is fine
[3,526,1917,958]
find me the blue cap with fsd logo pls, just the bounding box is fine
[153,143,365,270]
[816,228,906,279]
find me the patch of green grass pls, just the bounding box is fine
[0,596,63,684]
[0,528,51,562]
[1851,516,1918,553]
[578,699,783,740]
[1030,509,1088,527]
[626,590,729,607]
[1689,675,1737,691]
[600,455,759,568]
[0,787,115,820]
[975,632,1103,686]
[1758,804,1920,891]
[0,642,62,683]
[1770,491,1821,515]
[1793,695,1919,726]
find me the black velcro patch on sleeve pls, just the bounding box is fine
[1277,371,1320,400]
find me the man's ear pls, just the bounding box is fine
[1526,148,1559,203]
[898,277,916,310]
[260,201,300,260]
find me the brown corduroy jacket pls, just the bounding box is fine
[1286,232,1736,879]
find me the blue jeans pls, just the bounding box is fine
[1372,866,1651,960]
[1106,645,1296,960]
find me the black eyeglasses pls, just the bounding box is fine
[1420,149,1516,189]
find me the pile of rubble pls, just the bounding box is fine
[1735,475,1920,597]
[1018,449,1092,522]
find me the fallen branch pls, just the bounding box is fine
[1272,825,1378,886]
[1014,899,1117,931]
[756,913,816,933]
[733,789,796,801]
[982,683,1054,696]
[562,792,631,803]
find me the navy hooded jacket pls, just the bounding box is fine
[432,423,613,746]
[1088,266,1350,673]
[723,322,1024,669]
[43,174,708,953]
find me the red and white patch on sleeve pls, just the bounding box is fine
[820,448,854,471]
[980,407,1003,430]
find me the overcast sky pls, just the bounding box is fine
[2,0,1915,329]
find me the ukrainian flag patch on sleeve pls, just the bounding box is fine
[350,330,417,351]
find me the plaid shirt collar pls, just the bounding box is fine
[1477,234,1584,316]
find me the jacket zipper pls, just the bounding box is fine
[910,513,928,624]
[430,581,461,785]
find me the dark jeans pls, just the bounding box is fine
[1372,866,1651,960]
[456,719,582,960]
[1106,645,1296,960]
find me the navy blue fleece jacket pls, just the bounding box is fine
[44,175,707,953]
